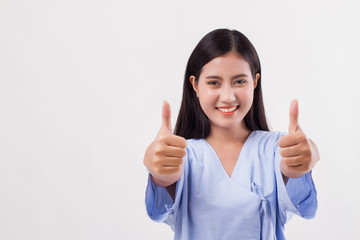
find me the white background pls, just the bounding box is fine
[0,0,359,239]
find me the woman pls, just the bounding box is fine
[144,28,319,239]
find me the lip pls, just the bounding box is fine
[216,105,239,115]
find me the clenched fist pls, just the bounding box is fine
[278,99,319,181]
[143,101,187,187]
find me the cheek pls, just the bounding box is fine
[237,88,254,105]
[198,87,218,105]
[245,89,254,100]
[245,89,255,106]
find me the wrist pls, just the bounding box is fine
[150,173,179,187]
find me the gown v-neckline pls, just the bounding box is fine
[203,131,254,179]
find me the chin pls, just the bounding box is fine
[210,121,243,130]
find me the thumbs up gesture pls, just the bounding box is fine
[143,101,187,187]
[278,100,320,180]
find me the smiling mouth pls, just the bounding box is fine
[216,105,239,113]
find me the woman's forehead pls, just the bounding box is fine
[201,52,252,77]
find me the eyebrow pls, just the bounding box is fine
[205,74,249,80]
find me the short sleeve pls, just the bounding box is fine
[145,158,186,229]
[274,132,318,225]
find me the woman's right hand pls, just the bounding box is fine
[143,101,187,187]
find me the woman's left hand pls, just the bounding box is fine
[278,100,320,180]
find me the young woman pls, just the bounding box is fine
[143,28,319,239]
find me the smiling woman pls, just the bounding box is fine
[189,52,259,133]
[175,29,268,140]
[143,28,319,240]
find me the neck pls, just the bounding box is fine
[206,121,251,145]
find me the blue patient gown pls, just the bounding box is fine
[145,130,317,240]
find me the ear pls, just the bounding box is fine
[189,75,199,97]
[254,73,260,89]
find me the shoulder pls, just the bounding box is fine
[250,130,288,152]
[183,138,209,164]
[251,130,287,141]
[185,138,206,154]
[186,138,205,146]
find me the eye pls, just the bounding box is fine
[207,81,220,86]
[234,79,247,85]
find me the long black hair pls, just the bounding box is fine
[174,28,269,139]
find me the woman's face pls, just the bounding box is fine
[190,51,259,131]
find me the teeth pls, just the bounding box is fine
[218,106,237,112]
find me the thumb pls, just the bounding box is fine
[161,100,172,134]
[288,99,299,134]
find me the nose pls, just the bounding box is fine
[220,84,236,103]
